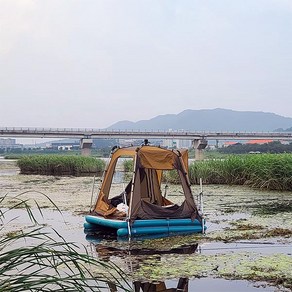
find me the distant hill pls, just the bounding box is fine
[108,108,292,132]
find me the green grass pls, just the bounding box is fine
[17,155,105,176]
[4,154,27,159]
[123,159,133,172]
[4,151,81,159]
[122,160,181,184]
[189,153,292,191]
[122,153,292,191]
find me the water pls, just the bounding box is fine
[200,241,292,256]
[167,278,275,291]
[1,163,291,291]
[0,156,19,175]
[1,206,290,292]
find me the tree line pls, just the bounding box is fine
[219,141,292,154]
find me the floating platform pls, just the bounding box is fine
[84,215,206,237]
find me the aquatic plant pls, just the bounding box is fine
[0,194,131,291]
[4,154,24,159]
[133,251,292,290]
[189,154,292,191]
[17,155,105,176]
[123,159,133,172]
[123,160,181,183]
[121,153,292,190]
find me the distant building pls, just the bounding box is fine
[51,142,79,151]
[246,139,273,145]
[118,139,163,147]
[118,139,137,147]
[0,138,16,146]
[223,141,240,147]
[162,139,192,149]
[0,138,23,149]
[222,141,242,147]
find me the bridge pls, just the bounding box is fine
[1,127,292,140]
[1,127,292,158]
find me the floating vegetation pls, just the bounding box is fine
[1,163,292,291]
[17,155,105,176]
[208,230,264,243]
[253,201,292,215]
[219,253,292,290]
[132,252,292,290]
[265,228,292,238]
[208,220,292,242]
[189,153,292,191]
[229,222,265,231]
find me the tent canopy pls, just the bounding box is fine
[93,145,200,221]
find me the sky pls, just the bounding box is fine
[0,0,292,129]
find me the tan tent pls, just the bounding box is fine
[92,145,201,222]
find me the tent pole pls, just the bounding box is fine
[127,150,138,238]
[178,153,204,232]
[199,178,205,234]
[89,175,96,212]
[90,148,114,212]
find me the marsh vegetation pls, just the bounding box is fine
[1,156,292,291]
[122,153,292,191]
[189,153,292,191]
[17,155,105,176]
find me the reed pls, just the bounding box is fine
[0,194,131,291]
[17,155,105,176]
[189,154,292,191]
[123,159,133,172]
[123,153,292,190]
[123,160,181,184]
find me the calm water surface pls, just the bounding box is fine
[1,159,291,292]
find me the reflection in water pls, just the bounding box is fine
[84,226,201,243]
[94,242,198,258]
[133,278,188,292]
[108,278,189,292]
[86,233,198,292]
[85,234,275,292]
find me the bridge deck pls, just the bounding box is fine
[1,127,292,140]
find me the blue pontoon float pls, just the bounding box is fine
[84,143,205,238]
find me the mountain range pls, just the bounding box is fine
[108,108,292,132]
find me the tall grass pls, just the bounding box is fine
[123,160,181,184]
[121,153,292,191]
[17,155,105,176]
[123,159,133,172]
[0,193,131,291]
[189,154,292,191]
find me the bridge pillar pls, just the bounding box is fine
[192,139,208,160]
[80,138,93,156]
[215,139,219,149]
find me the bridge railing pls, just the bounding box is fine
[1,127,292,140]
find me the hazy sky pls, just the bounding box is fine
[0,0,291,129]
